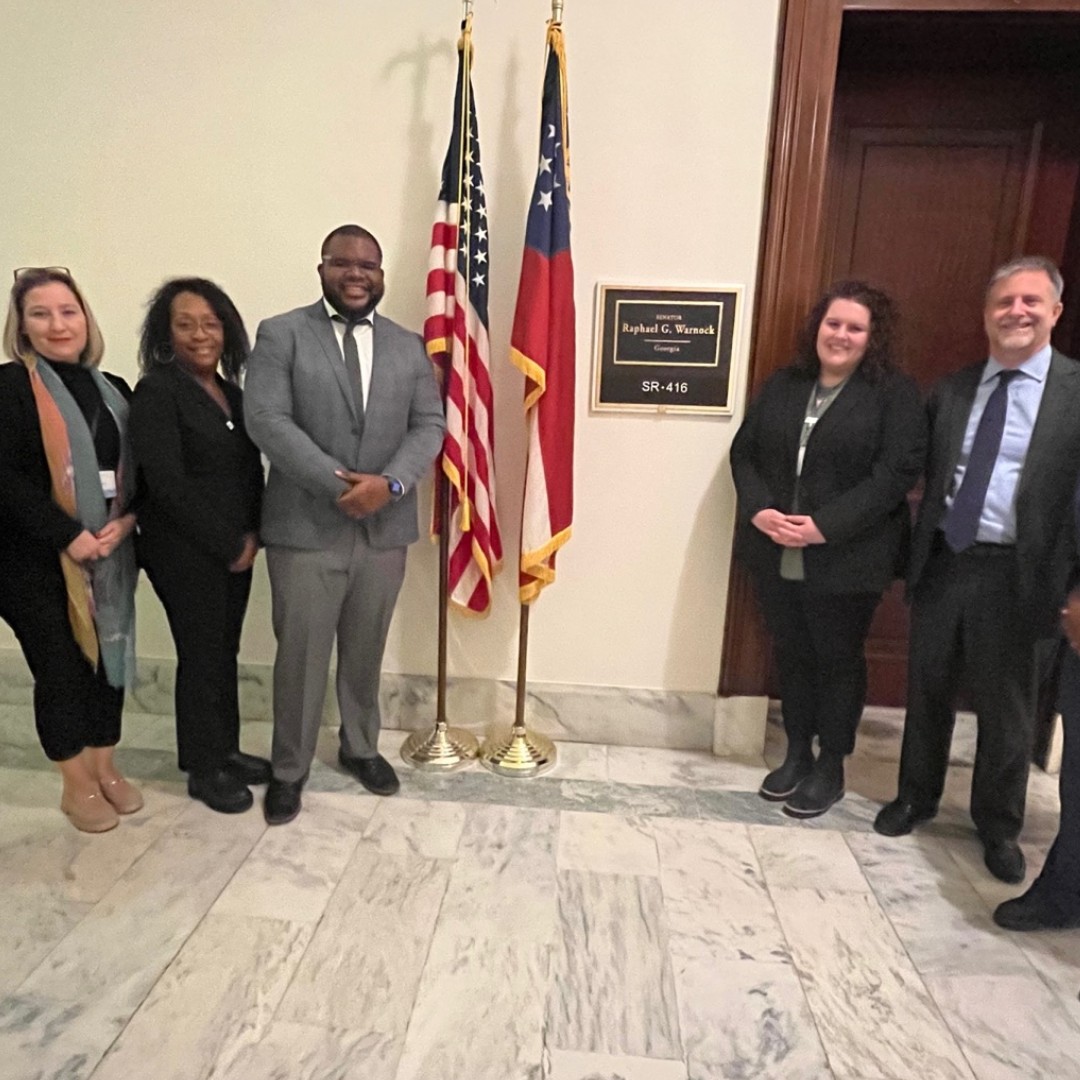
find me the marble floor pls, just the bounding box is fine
[1,704,1079,1080]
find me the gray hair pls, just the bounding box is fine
[987,256,1064,302]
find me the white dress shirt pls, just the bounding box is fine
[323,298,374,411]
[946,343,1052,544]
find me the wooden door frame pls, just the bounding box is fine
[720,0,1080,698]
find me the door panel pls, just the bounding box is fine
[825,124,1041,704]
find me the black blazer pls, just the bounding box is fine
[730,365,927,594]
[0,361,132,561]
[908,350,1080,636]
[129,365,264,567]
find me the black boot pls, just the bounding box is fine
[784,750,845,818]
[759,741,814,802]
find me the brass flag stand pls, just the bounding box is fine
[402,1,482,772]
[479,604,556,777]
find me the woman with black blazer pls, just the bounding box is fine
[730,281,927,818]
[129,278,269,814]
[0,268,142,832]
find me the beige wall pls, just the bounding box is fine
[0,0,780,694]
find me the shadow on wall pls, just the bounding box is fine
[488,47,532,527]
[663,459,734,690]
[384,33,455,327]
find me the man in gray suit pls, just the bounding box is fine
[245,224,445,824]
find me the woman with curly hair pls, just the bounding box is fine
[130,278,269,814]
[730,281,927,818]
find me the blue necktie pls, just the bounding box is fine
[942,369,1020,553]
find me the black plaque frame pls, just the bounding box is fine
[591,284,741,414]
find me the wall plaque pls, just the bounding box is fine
[591,284,741,414]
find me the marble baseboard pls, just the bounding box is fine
[713,694,768,757]
[0,648,716,752]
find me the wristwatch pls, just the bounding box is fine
[384,475,405,501]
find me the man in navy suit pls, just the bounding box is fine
[875,257,1080,885]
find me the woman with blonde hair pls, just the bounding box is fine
[0,267,141,832]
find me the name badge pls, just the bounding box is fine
[99,470,117,498]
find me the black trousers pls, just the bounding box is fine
[142,537,252,775]
[1030,646,1080,910]
[755,575,881,756]
[899,543,1036,843]
[0,555,122,761]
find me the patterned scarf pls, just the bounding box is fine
[26,355,137,688]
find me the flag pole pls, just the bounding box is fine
[402,470,479,770]
[402,3,481,772]
[479,602,556,777]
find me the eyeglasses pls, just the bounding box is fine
[321,257,381,274]
[13,266,71,282]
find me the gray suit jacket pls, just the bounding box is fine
[908,349,1080,636]
[244,301,446,550]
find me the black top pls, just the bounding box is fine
[41,359,121,471]
[0,361,132,563]
[730,364,927,594]
[129,365,265,566]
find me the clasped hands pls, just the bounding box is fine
[65,513,137,564]
[751,508,826,548]
[335,469,391,519]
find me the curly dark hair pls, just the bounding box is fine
[138,277,250,383]
[791,280,899,382]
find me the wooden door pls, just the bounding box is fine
[721,6,1080,706]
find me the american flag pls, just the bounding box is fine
[511,22,575,604]
[424,21,502,616]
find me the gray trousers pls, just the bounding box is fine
[266,532,406,783]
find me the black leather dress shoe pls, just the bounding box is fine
[984,839,1026,884]
[188,769,254,814]
[873,799,936,837]
[759,752,814,802]
[264,778,303,825]
[338,750,400,796]
[224,751,273,786]
[993,888,1080,931]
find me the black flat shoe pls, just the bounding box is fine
[873,799,936,837]
[338,750,400,796]
[188,769,254,814]
[759,752,814,802]
[993,888,1080,931]
[224,751,273,786]
[984,839,1026,885]
[264,778,303,825]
